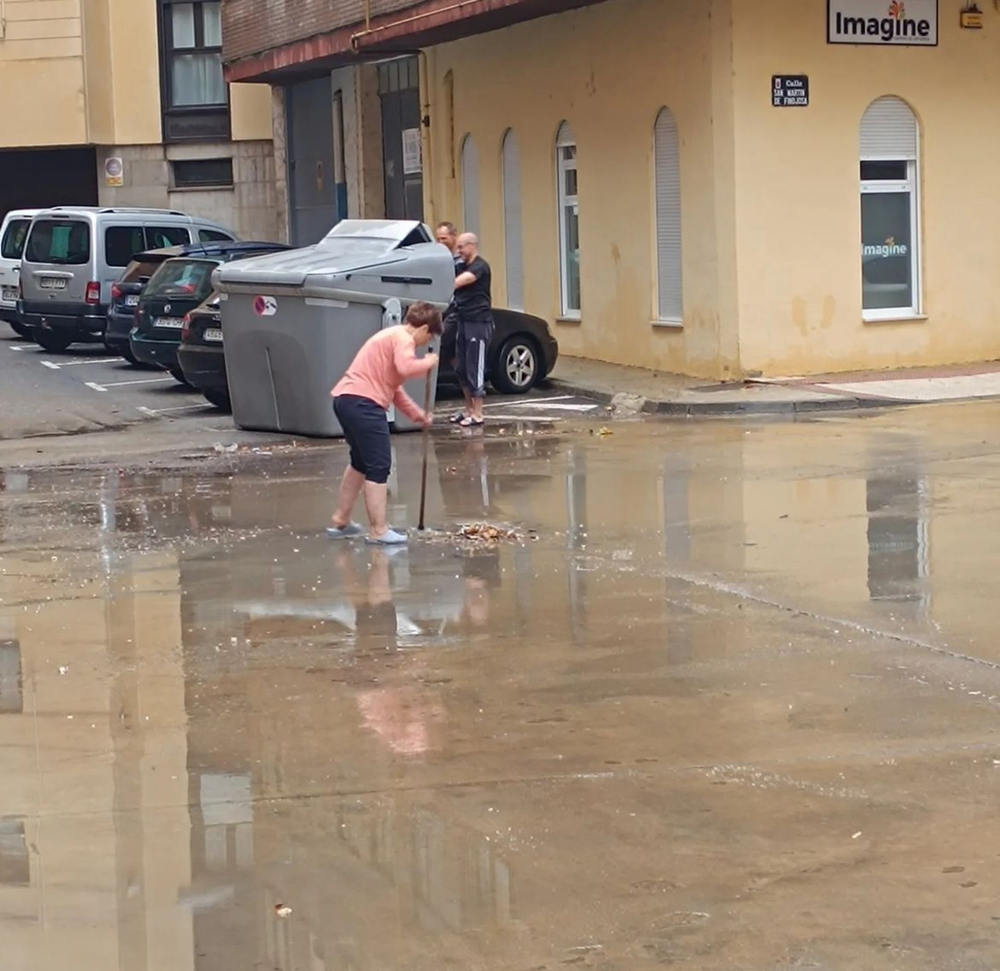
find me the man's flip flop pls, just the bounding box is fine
[449,412,468,424]
[326,522,364,539]
[459,416,484,427]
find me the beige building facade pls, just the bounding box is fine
[0,0,279,240]
[420,0,1000,379]
[221,0,999,379]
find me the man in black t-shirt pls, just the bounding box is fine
[453,233,493,427]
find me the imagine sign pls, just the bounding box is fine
[828,0,938,45]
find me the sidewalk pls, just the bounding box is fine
[548,356,1000,416]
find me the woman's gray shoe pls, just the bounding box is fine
[366,528,409,545]
[326,522,364,539]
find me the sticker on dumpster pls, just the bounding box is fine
[254,295,277,316]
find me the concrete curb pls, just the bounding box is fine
[548,378,919,417]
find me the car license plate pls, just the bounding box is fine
[40,277,67,290]
[1,286,16,301]
[203,327,223,343]
[125,295,139,307]
[155,316,185,329]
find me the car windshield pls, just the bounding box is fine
[120,259,163,284]
[144,259,217,303]
[25,220,91,265]
[1,219,31,260]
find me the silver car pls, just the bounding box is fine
[18,207,236,352]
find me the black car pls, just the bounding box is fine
[177,293,230,410]
[105,247,190,363]
[439,309,559,393]
[179,301,560,414]
[130,242,288,382]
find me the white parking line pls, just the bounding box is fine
[501,402,599,412]
[8,345,32,351]
[100,376,174,388]
[482,395,577,409]
[40,357,122,369]
[459,414,559,423]
[84,381,108,392]
[137,403,211,416]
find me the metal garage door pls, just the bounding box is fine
[286,77,339,245]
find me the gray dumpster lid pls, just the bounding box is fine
[214,220,436,289]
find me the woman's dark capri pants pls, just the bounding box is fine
[333,394,392,484]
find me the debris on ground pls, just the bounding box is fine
[275,904,292,917]
[421,522,532,549]
[608,392,646,417]
[590,426,614,437]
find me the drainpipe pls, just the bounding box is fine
[417,50,437,227]
[350,0,482,49]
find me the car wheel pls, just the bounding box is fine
[169,367,191,386]
[492,335,540,394]
[203,389,232,413]
[33,329,74,353]
[9,322,30,339]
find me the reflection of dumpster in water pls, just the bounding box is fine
[214,220,454,438]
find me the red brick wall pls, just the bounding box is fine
[223,0,421,63]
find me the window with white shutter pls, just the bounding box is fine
[654,107,682,323]
[461,134,480,238]
[859,97,921,319]
[556,121,580,316]
[502,128,524,310]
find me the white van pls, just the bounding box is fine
[0,209,41,337]
[18,207,235,352]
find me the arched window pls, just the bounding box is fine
[859,96,920,318]
[556,121,580,316]
[502,128,524,310]
[654,108,682,322]
[460,134,480,238]
[443,70,455,178]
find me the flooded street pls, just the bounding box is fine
[4,403,1000,969]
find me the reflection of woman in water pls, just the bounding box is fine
[337,549,444,755]
[460,551,500,629]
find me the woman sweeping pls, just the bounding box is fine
[327,301,441,545]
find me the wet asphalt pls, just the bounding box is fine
[4,403,1000,968]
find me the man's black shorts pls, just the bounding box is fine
[456,319,493,398]
[333,394,392,484]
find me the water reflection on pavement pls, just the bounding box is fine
[4,404,1000,968]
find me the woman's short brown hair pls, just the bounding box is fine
[405,301,444,336]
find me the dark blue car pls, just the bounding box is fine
[129,241,289,382]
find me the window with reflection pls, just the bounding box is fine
[159,0,230,141]
[859,97,920,319]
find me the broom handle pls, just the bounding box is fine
[418,367,433,530]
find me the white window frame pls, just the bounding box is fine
[461,134,480,238]
[502,128,524,311]
[556,122,580,318]
[859,98,922,321]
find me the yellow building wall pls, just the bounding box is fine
[0,0,87,147]
[425,0,1000,378]
[425,0,742,380]
[0,0,271,150]
[731,0,1000,376]
[231,82,275,141]
[106,0,163,145]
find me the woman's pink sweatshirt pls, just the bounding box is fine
[331,325,434,422]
